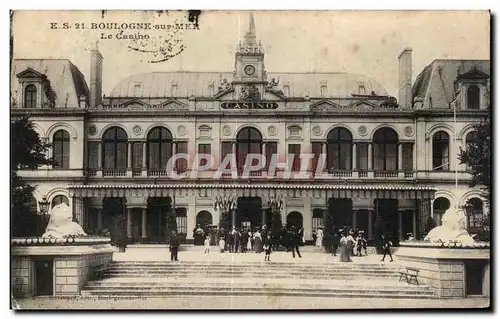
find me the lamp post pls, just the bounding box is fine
[38,196,50,215]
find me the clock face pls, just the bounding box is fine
[244,65,255,75]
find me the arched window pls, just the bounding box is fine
[196,210,213,228]
[373,128,398,171]
[236,127,262,171]
[465,131,476,171]
[102,127,128,170]
[24,84,37,108]
[432,131,450,171]
[327,128,352,170]
[287,211,303,229]
[51,195,69,209]
[433,197,450,226]
[147,127,173,170]
[53,130,70,169]
[466,198,484,229]
[467,85,480,109]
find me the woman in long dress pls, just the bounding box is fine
[339,233,352,262]
[247,230,253,252]
[254,230,263,253]
[315,228,324,248]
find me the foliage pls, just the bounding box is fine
[458,117,491,204]
[270,207,282,238]
[424,216,437,236]
[219,209,231,231]
[11,117,53,237]
[165,207,177,240]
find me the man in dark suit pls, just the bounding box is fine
[289,226,302,258]
[169,230,180,261]
[332,230,340,256]
[233,228,241,253]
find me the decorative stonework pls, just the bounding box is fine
[132,125,142,136]
[312,125,322,136]
[268,125,277,136]
[88,125,97,136]
[178,125,187,136]
[404,125,414,137]
[358,125,367,136]
[222,125,232,136]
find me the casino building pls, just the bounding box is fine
[11,14,490,244]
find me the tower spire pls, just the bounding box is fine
[243,12,257,47]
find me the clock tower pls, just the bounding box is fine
[232,13,267,101]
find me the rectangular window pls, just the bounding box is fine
[288,144,301,172]
[311,142,322,172]
[221,142,232,169]
[198,144,211,167]
[176,142,188,173]
[116,143,127,169]
[87,142,99,169]
[386,144,397,171]
[357,143,368,170]
[265,142,277,170]
[176,208,188,234]
[402,143,413,171]
[132,142,143,169]
[103,143,115,169]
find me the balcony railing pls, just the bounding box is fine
[374,171,398,178]
[102,169,127,177]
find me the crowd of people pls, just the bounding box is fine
[167,224,395,263]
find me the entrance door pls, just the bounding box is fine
[465,260,486,296]
[147,197,172,243]
[375,199,399,243]
[237,197,262,230]
[287,211,303,229]
[328,198,353,230]
[35,259,53,296]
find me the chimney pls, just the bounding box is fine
[398,47,412,108]
[89,41,103,108]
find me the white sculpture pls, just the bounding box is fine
[315,228,324,248]
[424,207,475,245]
[42,203,86,238]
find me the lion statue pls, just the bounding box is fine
[42,202,86,238]
[424,207,474,245]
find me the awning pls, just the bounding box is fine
[68,184,435,200]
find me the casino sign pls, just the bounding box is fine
[220,101,279,109]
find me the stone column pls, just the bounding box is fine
[367,143,373,170]
[352,209,357,229]
[232,141,237,155]
[398,143,403,170]
[127,208,132,238]
[412,209,417,238]
[231,208,236,229]
[352,143,357,170]
[368,210,373,240]
[262,142,266,158]
[142,141,147,169]
[399,211,404,241]
[262,208,267,227]
[127,142,132,169]
[97,208,103,231]
[141,208,147,238]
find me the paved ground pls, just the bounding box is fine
[13,296,490,310]
[114,247,402,264]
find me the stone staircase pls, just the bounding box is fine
[81,260,436,299]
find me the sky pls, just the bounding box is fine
[12,10,490,98]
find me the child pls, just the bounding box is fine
[264,235,272,261]
[204,236,210,254]
[219,237,225,253]
[356,235,363,256]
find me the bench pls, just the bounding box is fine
[399,267,419,285]
[90,264,109,280]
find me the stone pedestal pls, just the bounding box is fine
[396,243,490,299]
[11,237,114,298]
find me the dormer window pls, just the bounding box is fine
[320,82,327,98]
[24,84,37,109]
[467,85,480,109]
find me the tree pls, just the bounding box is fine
[165,208,177,240]
[323,210,335,253]
[459,118,491,204]
[11,117,53,237]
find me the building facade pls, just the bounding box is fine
[11,14,490,244]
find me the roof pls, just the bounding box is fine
[412,59,490,109]
[109,71,388,98]
[11,59,89,108]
